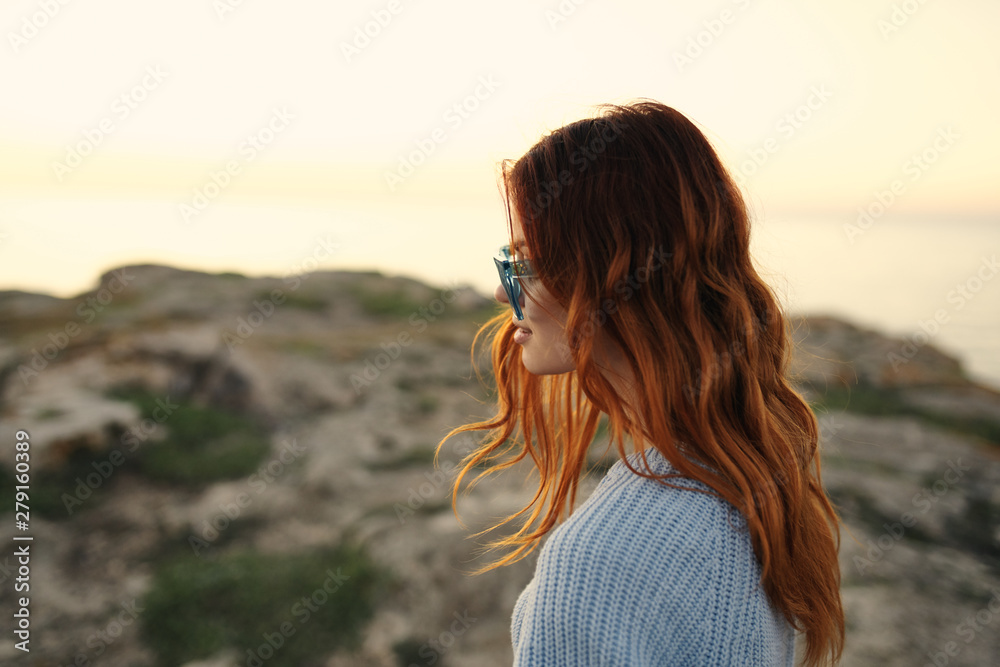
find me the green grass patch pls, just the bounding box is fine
[275,338,329,357]
[810,382,1000,447]
[0,445,118,519]
[364,446,437,471]
[6,387,275,520]
[412,393,440,416]
[253,289,328,312]
[141,543,388,667]
[809,383,908,417]
[395,376,420,392]
[392,637,426,667]
[346,283,426,319]
[282,293,329,311]
[820,454,908,478]
[33,407,65,421]
[108,386,272,485]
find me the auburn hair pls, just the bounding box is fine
[438,100,844,666]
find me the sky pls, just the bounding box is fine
[0,0,998,320]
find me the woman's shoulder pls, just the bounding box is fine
[551,447,746,555]
[514,448,793,665]
[534,446,763,608]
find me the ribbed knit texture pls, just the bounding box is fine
[511,448,795,666]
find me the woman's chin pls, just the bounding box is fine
[520,350,575,376]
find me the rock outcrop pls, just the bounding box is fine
[0,265,996,666]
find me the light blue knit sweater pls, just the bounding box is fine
[511,448,795,666]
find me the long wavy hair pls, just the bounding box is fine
[438,100,844,666]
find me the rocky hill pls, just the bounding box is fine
[0,265,997,666]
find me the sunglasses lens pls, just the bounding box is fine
[508,274,520,300]
[506,275,523,320]
[495,248,525,320]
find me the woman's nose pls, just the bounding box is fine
[494,282,509,304]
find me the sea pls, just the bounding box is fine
[749,214,1000,391]
[394,207,1000,391]
[3,199,998,390]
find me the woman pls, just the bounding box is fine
[438,101,844,666]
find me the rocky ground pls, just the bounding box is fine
[0,265,997,666]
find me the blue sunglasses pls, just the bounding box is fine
[494,244,535,321]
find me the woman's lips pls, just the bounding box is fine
[513,326,533,345]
